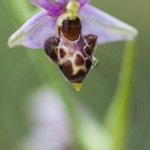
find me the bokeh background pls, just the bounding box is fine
[0,0,150,150]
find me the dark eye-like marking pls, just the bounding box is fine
[75,53,84,66]
[44,37,60,63]
[59,60,73,76]
[59,48,67,59]
[85,58,92,70]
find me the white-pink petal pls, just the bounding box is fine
[80,4,138,44]
[8,11,57,49]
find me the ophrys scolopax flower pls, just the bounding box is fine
[8,0,137,91]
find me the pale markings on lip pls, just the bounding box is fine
[57,45,68,65]
[72,52,87,75]
[58,46,87,75]
[57,33,88,75]
[83,45,91,56]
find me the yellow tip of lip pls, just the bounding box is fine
[71,83,82,91]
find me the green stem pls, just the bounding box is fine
[105,41,136,150]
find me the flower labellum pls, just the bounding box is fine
[8,0,138,91]
[44,1,97,91]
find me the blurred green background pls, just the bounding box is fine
[0,0,150,150]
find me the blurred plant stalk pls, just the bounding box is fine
[105,41,136,150]
[5,0,136,150]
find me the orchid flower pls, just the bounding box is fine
[8,0,137,91]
